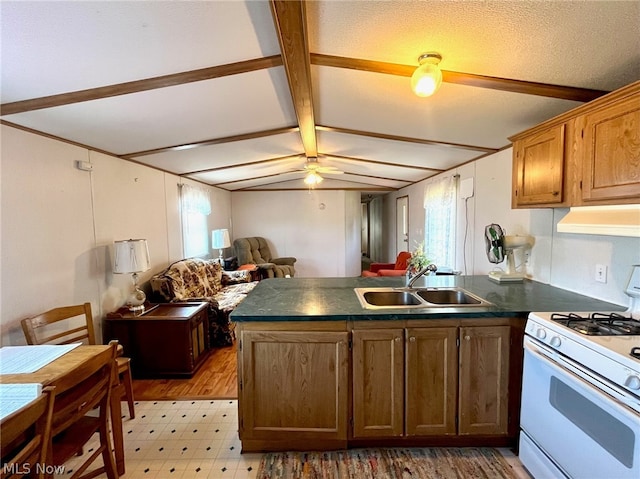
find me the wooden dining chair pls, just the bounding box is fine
[21,302,136,419]
[1,387,55,479]
[49,341,119,479]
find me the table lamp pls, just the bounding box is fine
[211,229,231,265]
[114,239,151,312]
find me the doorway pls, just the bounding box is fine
[396,195,409,255]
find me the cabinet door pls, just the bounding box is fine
[239,331,349,442]
[190,309,209,367]
[405,327,457,436]
[512,124,566,207]
[352,329,404,438]
[458,326,510,435]
[580,96,640,202]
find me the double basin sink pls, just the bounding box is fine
[354,287,493,309]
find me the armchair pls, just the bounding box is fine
[362,251,411,277]
[233,237,296,278]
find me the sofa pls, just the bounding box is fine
[362,251,411,277]
[233,237,296,278]
[150,257,258,347]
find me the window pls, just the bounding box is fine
[423,175,457,269]
[180,184,211,258]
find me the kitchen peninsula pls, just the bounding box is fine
[231,276,624,452]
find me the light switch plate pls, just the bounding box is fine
[595,264,607,283]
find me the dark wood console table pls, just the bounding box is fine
[105,302,210,378]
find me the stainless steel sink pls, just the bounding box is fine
[354,287,492,309]
[362,290,422,307]
[415,289,482,305]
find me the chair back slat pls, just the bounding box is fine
[21,302,96,346]
[1,387,55,479]
[48,342,118,477]
[37,327,90,345]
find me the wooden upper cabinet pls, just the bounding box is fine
[510,80,640,208]
[512,124,566,207]
[578,96,640,203]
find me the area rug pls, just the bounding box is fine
[257,447,516,479]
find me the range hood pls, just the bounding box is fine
[557,205,640,237]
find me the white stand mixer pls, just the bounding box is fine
[488,235,534,283]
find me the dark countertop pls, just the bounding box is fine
[230,275,626,322]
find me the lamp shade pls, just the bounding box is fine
[113,239,151,274]
[211,229,231,250]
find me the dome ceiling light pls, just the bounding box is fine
[411,52,443,97]
[304,171,324,186]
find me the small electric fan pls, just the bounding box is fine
[485,224,534,282]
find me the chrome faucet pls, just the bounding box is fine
[407,264,437,288]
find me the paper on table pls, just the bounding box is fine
[0,343,81,374]
[0,383,43,420]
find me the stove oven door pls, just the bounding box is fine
[520,336,640,479]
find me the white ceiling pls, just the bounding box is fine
[2,1,639,192]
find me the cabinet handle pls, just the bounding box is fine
[552,191,559,196]
[409,337,416,342]
[395,337,401,342]
[464,335,471,341]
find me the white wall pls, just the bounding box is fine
[382,147,640,306]
[231,190,360,277]
[0,125,231,345]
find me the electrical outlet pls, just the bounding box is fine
[595,264,608,283]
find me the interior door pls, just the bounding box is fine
[396,196,409,255]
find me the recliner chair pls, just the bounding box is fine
[233,237,296,278]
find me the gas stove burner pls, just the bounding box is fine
[551,311,640,336]
[574,322,602,335]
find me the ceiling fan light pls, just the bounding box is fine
[304,171,323,185]
[411,52,443,97]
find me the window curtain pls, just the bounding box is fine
[180,184,211,258]
[423,176,457,269]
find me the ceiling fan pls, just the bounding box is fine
[300,156,344,186]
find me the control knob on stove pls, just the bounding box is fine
[550,336,561,347]
[535,328,547,340]
[625,375,640,391]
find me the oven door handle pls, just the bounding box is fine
[525,339,640,417]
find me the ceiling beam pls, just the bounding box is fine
[317,125,497,153]
[325,153,444,172]
[184,154,301,176]
[311,53,610,102]
[0,56,283,116]
[269,0,318,157]
[124,126,299,158]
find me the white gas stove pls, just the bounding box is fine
[519,265,640,479]
[525,311,640,410]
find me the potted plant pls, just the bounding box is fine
[407,241,431,276]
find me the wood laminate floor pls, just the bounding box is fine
[132,343,237,401]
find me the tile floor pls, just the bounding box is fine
[58,400,531,479]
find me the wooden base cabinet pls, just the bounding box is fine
[237,319,523,451]
[458,325,510,435]
[406,327,458,436]
[352,329,404,437]
[237,326,349,451]
[352,323,511,440]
